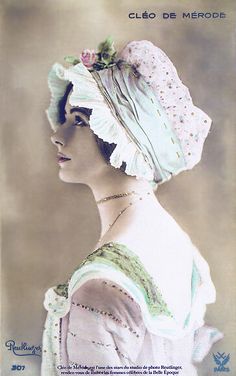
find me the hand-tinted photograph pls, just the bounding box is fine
[2,1,235,375]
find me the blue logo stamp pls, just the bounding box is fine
[213,352,230,372]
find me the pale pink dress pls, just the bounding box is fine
[41,214,222,376]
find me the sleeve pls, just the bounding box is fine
[61,279,146,367]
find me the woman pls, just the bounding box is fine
[41,38,222,375]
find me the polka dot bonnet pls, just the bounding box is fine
[47,38,212,185]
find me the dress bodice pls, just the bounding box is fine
[41,242,222,376]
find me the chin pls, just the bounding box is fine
[58,169,86,184]
[59,170,77,183]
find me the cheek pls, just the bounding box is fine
[76,132,105,164]
[66,129,108,173]
[64,142,96,174]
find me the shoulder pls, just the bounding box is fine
[67,278,146,363]
[67,242,173,323]
[71,278,143,329]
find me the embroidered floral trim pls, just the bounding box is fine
[54,243,172,318]
[79,243,172,317]
[71,301,140,338]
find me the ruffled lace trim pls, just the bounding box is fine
[46,62,154,181]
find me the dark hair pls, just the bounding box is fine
[58,82,126,172]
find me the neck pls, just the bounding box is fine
[87,167,157,244]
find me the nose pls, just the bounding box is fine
[51,126,66,147]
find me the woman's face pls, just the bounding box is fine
[51,94,108,184]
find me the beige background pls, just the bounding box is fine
[1,0,236,375]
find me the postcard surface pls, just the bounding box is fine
[2,1,235,375]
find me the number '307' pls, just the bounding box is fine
[11,365,25,371]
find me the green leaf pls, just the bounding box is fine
[64,55,81,65]
[98,36,115,55]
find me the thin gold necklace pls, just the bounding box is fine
[98,191,151,243]
[96,191,138,204]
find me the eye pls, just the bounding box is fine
[74,115,88,127]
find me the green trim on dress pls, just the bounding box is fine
[191,261,201,302]
[54,242,172,317]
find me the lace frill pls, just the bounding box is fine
[46,62,154,181]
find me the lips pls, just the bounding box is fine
[57,152,71,163]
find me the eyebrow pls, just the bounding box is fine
[70,107,92,117]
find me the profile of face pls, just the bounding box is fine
[51,92,109,184]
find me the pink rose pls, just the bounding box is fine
[80,49,96,69]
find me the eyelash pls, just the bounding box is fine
[74,115,88,127]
